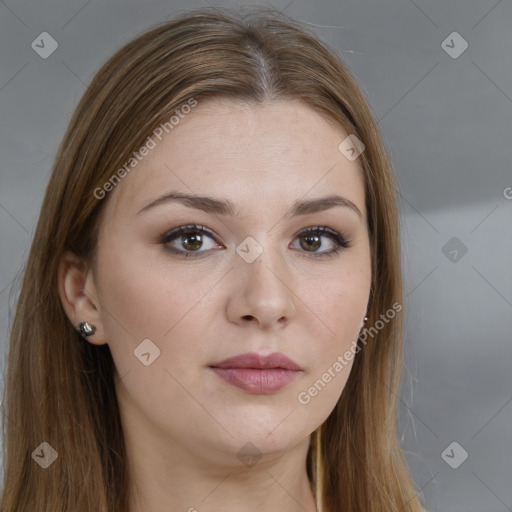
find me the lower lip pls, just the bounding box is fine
[210,368,302,394]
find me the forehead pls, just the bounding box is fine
[105,98,366,221]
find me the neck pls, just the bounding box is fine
[126,433,319,512]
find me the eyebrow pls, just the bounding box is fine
[136,191,363,220]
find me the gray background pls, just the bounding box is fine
[1,0,511,510]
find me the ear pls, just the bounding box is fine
[57,250,107,346]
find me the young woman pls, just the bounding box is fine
[1,7,425,512]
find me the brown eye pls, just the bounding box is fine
[291,227,351,258]
[181,232,204,251]
[299,234,322,252]
[160,225,220,257]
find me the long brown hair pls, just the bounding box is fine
[1,7,424,511]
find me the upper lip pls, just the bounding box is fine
[210,352,301,371]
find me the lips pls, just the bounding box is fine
[209,352,303,394]
[210,352,302,371]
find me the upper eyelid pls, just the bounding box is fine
[161,224,345,242]
[160,225,349,252]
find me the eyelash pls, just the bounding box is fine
[159,224,351,259]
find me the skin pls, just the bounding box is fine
[58,98,372,512]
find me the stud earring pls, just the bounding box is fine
[77,321,96,337]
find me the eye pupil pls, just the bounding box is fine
[300,235,321,252]
[183,233,202,251]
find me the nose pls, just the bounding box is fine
[226,243,297,330]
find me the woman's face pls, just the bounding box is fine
[88,98,371,466]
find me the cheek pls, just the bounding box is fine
[93,239,211,371]
[305,283,365,379]
[297,257,370,405]
[96,222,205,331]
[303,257,371,343]
[293,298,363,422]
[296,358,354,422]
[94,246,213,436]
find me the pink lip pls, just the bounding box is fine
[209,352,302,394]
